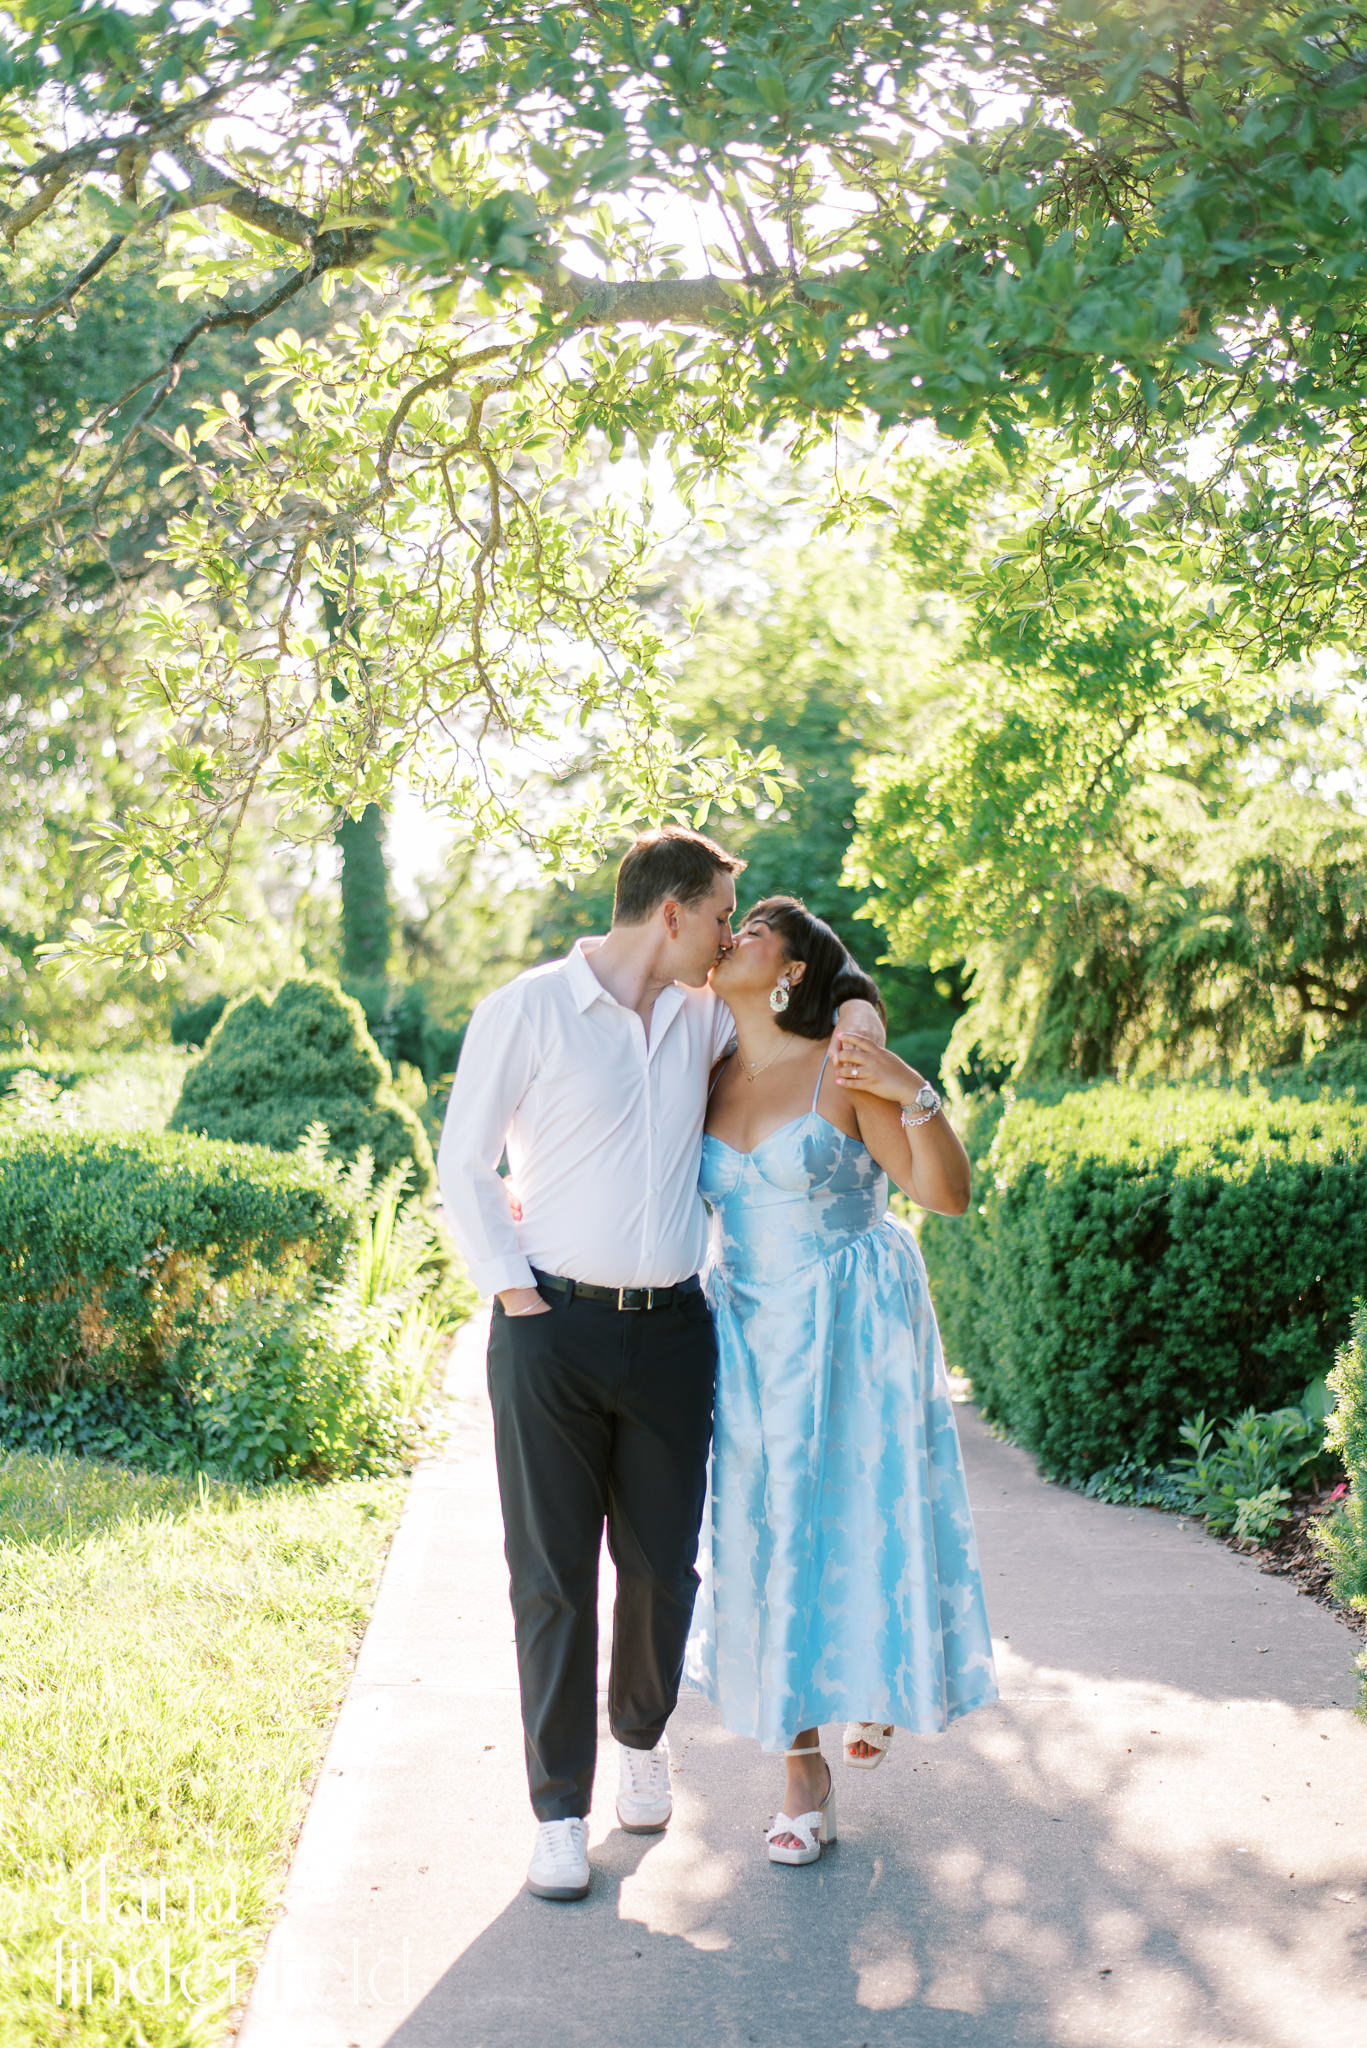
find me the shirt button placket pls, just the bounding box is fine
[639,1016,654,1288]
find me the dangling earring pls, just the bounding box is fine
[769,974,791,1015]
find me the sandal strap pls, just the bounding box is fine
[766,1808,822,1850]
[842,1722,893,1749]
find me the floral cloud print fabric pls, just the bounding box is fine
[684,1109,998,1753]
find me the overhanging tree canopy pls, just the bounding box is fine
[3,1,1366,973]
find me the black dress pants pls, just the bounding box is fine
[486,1282,717,1821]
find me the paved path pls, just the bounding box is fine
[232,1312,1367,2048]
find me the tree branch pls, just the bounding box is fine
[0,168,75,242]
[8,123,814,344]
[161,144,815,326]
[5,263,320,548]
[538,268,789,327]
[0,232,128,324]
[165,141,378,268]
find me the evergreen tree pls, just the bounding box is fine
[338,805,393,986]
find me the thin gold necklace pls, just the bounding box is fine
[734,1038,794,1084]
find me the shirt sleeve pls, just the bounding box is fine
[711,995,737,1059]
[436,987,538,1297]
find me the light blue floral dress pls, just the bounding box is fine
[683,1054,998,1753]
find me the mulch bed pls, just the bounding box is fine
[1235,1484,1366,1639]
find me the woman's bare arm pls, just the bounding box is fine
[833,1033,971,1216]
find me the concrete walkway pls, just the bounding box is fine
[232,1312,1367,2048]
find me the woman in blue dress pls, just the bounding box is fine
[684,897,997,1866]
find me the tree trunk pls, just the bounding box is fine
[338,803,392,983]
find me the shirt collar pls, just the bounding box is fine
[566,939,690,1038]
[566,939,608,1013]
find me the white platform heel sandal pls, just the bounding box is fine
[842,1722,895,1770]
[766,1749,837,1866]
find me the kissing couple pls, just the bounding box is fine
[440,826,997,1899]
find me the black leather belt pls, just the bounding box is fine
[530,1268,702,1313]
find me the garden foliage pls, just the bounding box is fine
[170,993,228,1047]
[199,1137,471,1483]
[0,1047,190,1132]
[0,1052,107,1094]
[0,1128,353,1466]
[1321,1306,1367,1631]
[169,976,434,1194]
[849,517,1367,1091]
[1171,1398,1332,1547]
[0,1121,468,1481]
[922,1083,1367,1481]
[348,980,464,1088]
[14,6,1367,980]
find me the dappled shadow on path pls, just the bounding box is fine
[380,1679,1367,2048]
[357,1357,1367,2047]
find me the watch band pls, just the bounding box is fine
[901,1080,942,1131]
[901,1102,939,1130]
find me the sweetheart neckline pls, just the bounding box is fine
[702,1108,860,1161]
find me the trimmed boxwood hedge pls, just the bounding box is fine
[922,1083,1367,1481]
[169,976,434,1194]
[0,1129,355,1409]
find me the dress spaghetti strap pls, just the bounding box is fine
[811,1045,832,1112]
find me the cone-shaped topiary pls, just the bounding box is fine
[168,976,434,1193]
[170,993,228,1047]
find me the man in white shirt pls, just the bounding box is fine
[439,827,878,1901]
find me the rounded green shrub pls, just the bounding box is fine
[922,1082,1367,1481]
[0,1129,355,1410]
[168,976,434,1194]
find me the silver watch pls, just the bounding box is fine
[901,1081,941,1130]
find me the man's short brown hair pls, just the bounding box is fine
[612,826,745,926]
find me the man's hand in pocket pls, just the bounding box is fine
[499,1287,551,1317]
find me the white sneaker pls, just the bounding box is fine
[527,1817,590,1901]
[615,1734,673,1834]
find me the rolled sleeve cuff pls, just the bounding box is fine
[468,1251,538,1299]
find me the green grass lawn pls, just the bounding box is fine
[0,1450,409,2046]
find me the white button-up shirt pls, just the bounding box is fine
[437,939,735,1297]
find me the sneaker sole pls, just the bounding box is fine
[527,1876,590,1900]
[615,1807,671,1835]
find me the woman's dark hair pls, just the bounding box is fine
[742,896,885,1041]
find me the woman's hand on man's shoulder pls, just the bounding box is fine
[833,997,885,1048]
